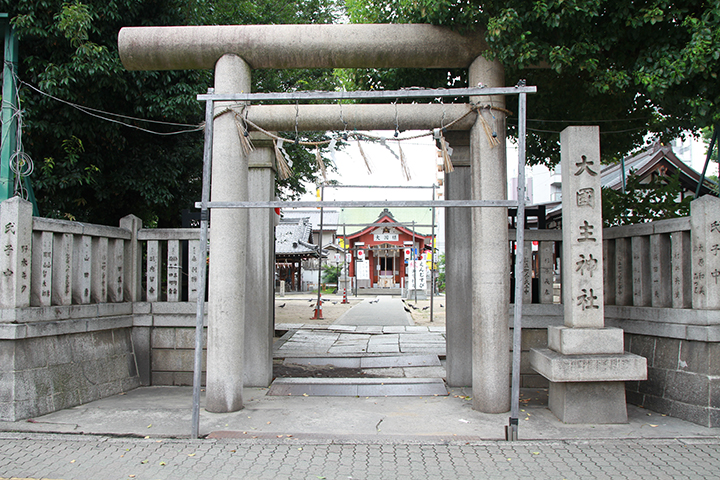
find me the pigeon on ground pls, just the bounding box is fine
[278,303,286,308]
[440,304,444,308]
[422,306,430,311]
[404,306,411,313]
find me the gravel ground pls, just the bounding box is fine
[273,294,446,327]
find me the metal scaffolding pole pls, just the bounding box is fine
[191,89,214,439]
[312,185,325,319]
[507,87,528,442]
[430,186,436,322]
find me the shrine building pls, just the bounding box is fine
[340,208,433,291]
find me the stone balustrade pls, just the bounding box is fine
[1,195,718,425]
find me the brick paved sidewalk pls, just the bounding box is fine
[1,432,719,480]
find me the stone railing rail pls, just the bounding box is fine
[2,196,718,426]
[2,208,706,324]
[29,217,133,307]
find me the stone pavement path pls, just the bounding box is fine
[274,324,446,357]
[2,432,720,480]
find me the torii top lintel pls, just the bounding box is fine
[118,24,488,71]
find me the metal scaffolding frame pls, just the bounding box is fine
[191,85,534,440]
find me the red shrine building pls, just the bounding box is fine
[342,209,433,290]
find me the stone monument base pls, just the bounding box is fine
[549,381,628,424]
[530,348,647,424]
[403,289,428,300]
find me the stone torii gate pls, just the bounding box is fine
[118,24,515,416]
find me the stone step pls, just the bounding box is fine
[283,354,441,369]
[268,377,448,397]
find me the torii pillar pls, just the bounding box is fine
[205,54,251,412]
[469,57,510,413]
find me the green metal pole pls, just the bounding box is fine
[1,14,19,202]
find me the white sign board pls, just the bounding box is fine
[374,233,399,242]
[357,259,370,280]
[406,260,427,290]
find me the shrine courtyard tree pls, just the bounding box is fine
[345,0,720,167]
[4,0,339,226]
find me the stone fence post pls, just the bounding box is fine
[0,197,33,308]
[691,195,720,309]
[119,214,143,302]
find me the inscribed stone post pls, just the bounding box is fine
[0,197,32,308]
[187,240,200,303]
[539,241,554,304]
[522,240,532,304]
[561,126,604,328]
[108,238,124,303]
[119,214,142,302]
[146,240,159,302]
[603,239,616,305]
[671,231,692,308]
[691,195,720,309]
[650,233,672,307]
[167,240,180,302]
[72,235,92,304]
[31,231,53,307]
[631,236,651,306]
[614,237,633,305]
[52,233,73,306]
[91,236,108,304]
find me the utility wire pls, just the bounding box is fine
[14,73,204,136]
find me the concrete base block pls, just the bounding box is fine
[530,348,647,383]
[549,381,628,423]
[548,326,624,355]
[403,289,428,300]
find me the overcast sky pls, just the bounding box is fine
[300,130,442,202]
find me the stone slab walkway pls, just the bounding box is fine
[274,324,446,357]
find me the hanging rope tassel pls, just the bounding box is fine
[398,142,412,181]
[315,146,328,182]
[234,114,255,155]
[478,110,501,148]
[274,139,294,180]
[440,134,455,173]
[357,139,373,174]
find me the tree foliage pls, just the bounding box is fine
[6,0,341,226]
[345,0,720,168]
[7,0,210,226]
[322,263,342,284]
[601,171,692,227]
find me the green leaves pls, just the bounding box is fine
[347,0,720,165]
[322,264,343,284]
[55,0,93,47]
[601,171,692,227]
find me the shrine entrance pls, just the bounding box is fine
[118,24,534,440]
[373,245,397,288]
